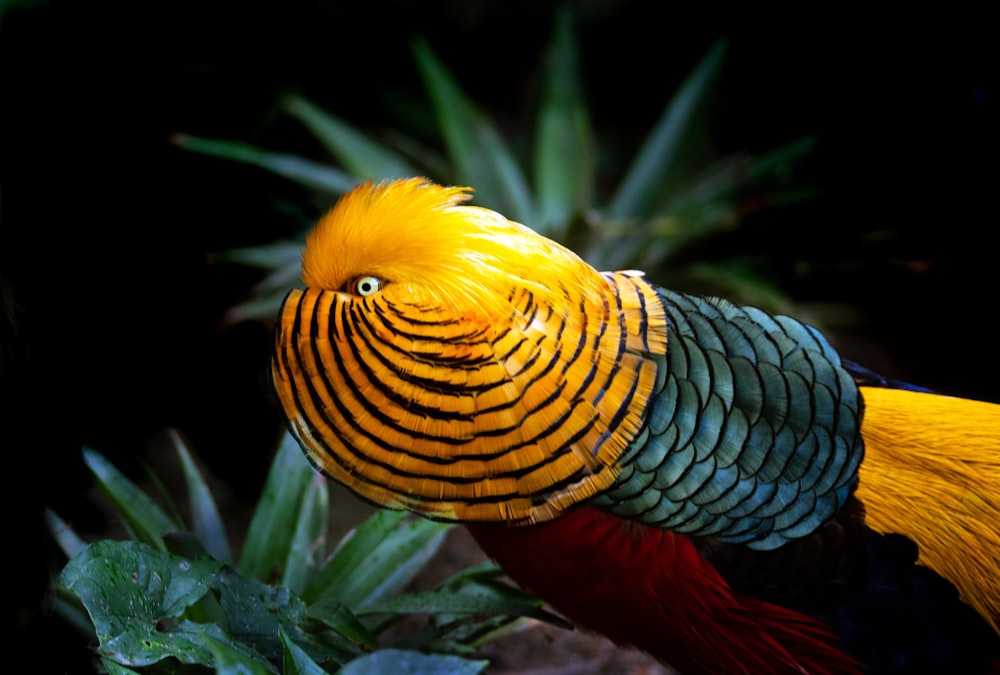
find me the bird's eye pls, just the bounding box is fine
[354,275,382,297]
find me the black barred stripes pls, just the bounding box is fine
[317,294,488,448]
[271,271,667,523]
[361,308,497,372]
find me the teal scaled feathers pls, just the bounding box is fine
[593,290,864,550]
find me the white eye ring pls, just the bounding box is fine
[354,275,382,296]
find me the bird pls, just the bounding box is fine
[270,177,1000,674]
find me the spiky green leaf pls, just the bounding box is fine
[45,507,87,560]
[533,6,594,235]
[412,37,535,225]
[280,628,331,675]
[307,510,451,607]
[305,593,380,650]
[283,95,419,181]
[282,472,329,596]
[171,134,356,194]
[607,39,729,219]
[82,448,179,550]
[239,433,315,582]
[172,430,233,564]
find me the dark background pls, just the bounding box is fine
[1,1,994,667]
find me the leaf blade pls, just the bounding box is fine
[82,447,178,550]
[307,510,451,607]
[533,6,595,235]
[607,39,729,219]
[282,95,420,181]
[171,134,356,194]
[172,430,233,564]
[238,433,315,582]
[412,37,535,225]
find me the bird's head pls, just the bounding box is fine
[300,177,607,323]
[272,178,664,523]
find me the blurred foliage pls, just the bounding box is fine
[173,8,821,325]
[50,431,568,674]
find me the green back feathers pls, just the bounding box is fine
[595,288,864,550]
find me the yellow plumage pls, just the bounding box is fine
[856,386,1000,633]
[301,178,606,321]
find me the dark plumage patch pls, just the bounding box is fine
[694,497,1000,673]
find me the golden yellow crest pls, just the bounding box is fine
[272,178,666,523]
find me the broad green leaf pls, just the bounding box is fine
[533,5,594,235]
[283,95,419,181]
[58,540,222,666]
[412,37,535,225]
[239,433,315,582]
[208,565,347,667]
[83,448,178,549]
[172,430,233,564]
[139,621,274,671]
[171,134,356,194]
[307,510,451,607]
[159,533,230,626]
[339,648,487,675]
[607,39,729,219]
[282,472,329,596]
[211,565,306,661]
[100,658,142,674]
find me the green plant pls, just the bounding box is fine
[172,9,820,327]
[49,431,567,674]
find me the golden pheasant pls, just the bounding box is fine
[271,177,1000,674]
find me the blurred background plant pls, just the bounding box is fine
[173,20,814,326]
[1,1,993,673]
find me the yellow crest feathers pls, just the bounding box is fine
[301,177,609,321]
